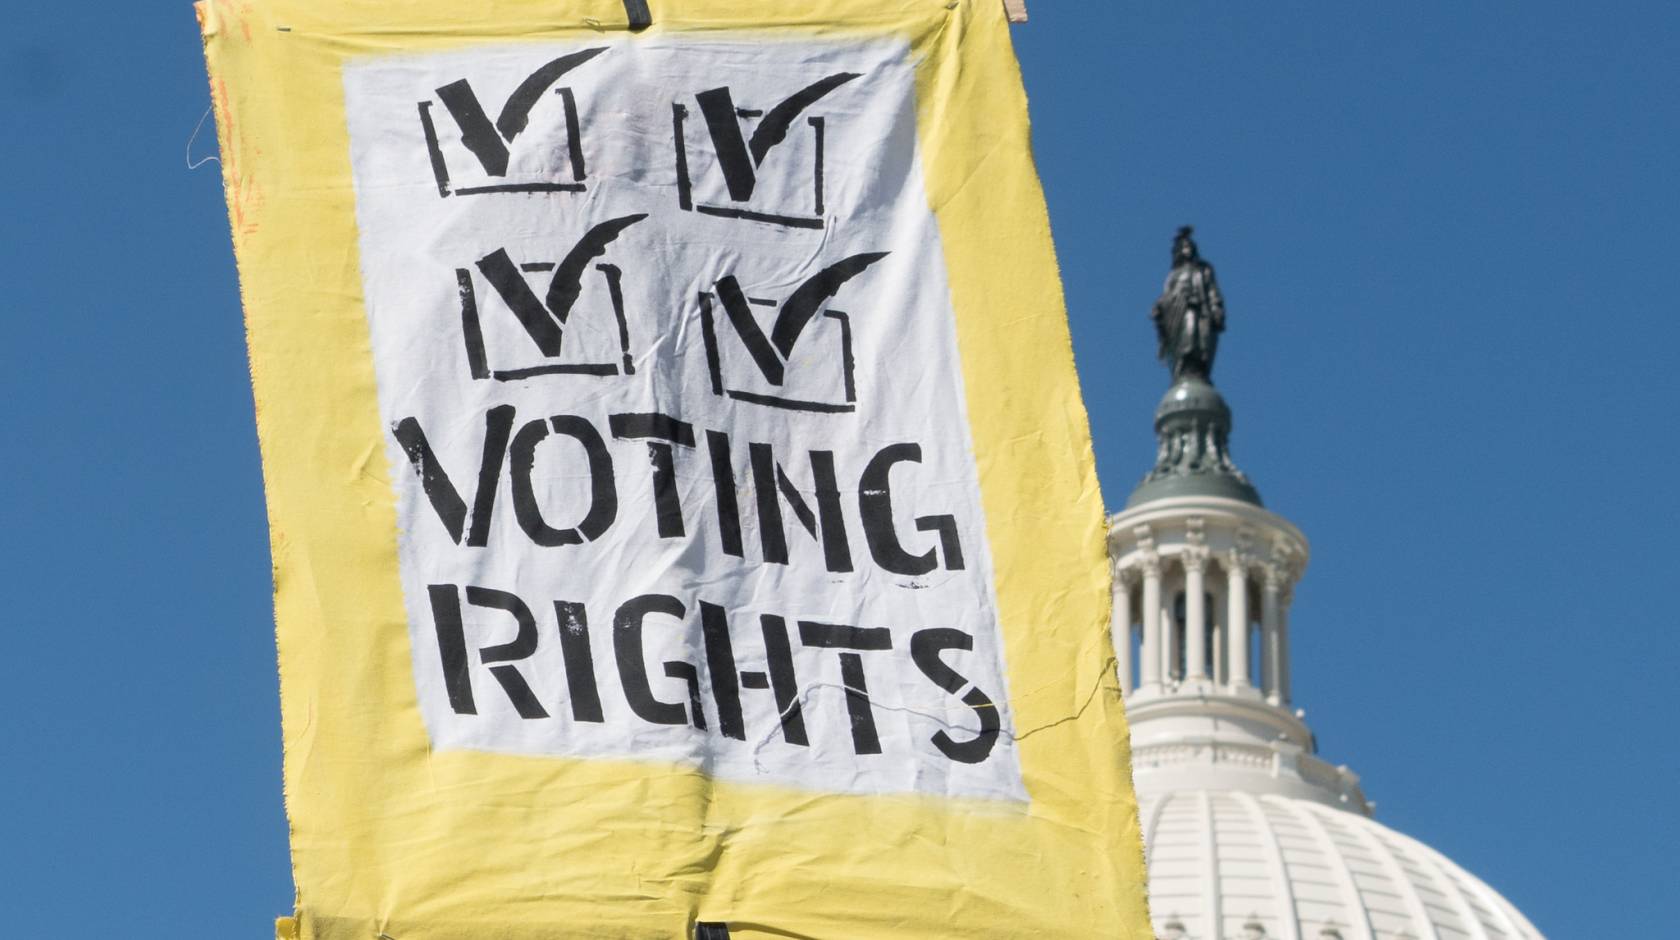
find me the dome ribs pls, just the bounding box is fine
[1281,800,1376,940]
[1235,791,1303,940]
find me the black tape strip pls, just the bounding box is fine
[695,923,730,940]
[622,0,652,31]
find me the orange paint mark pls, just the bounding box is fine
[208,0,252,43]
[210,76,264,239]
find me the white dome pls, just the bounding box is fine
[1139,790,1543,940]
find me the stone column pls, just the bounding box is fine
[1212,594,1227,687]
[1161,575,1178,683]
[1278,585,1293,704]
[1138,554,1162,691]
[1183,548,1210,682]
[1226,553,1251,690]
[1113,566,1136,695]
[1262,563,1283,705]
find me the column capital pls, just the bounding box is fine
[1180,545,1211,573]
[1135,551,1163,578]
[1262,561,1287,593]
[1115,563,1140,589]
[1269,535,1303,582]
[1224,550,1255,578]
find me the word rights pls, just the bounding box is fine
[345,36,1023,800]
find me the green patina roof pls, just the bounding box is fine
[1126,376,1262,508]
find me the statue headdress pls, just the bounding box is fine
[1173,225,1199,261]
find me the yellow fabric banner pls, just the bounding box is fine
[201,1,1149,936]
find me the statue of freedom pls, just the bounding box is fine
[1151,226,1226,382]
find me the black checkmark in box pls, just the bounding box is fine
[697,292,857,414]
[417,50,604,198]
[672,73,859,229]
[458,261,635,382]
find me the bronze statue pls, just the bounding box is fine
[1129,225,1261,507]
[1151,226,1225,381]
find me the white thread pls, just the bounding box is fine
[186,105,219,170]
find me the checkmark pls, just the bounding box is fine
[474,214,647,358]
[434,47,607,177]
[695,72,861,202]
[713,251,888,386]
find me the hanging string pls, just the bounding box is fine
[186,104,219,170]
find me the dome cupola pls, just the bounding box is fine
[1108,229,1544,940]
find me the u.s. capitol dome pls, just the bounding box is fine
[1109,229,1543,940]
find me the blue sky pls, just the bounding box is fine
[1,2,1673,935]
